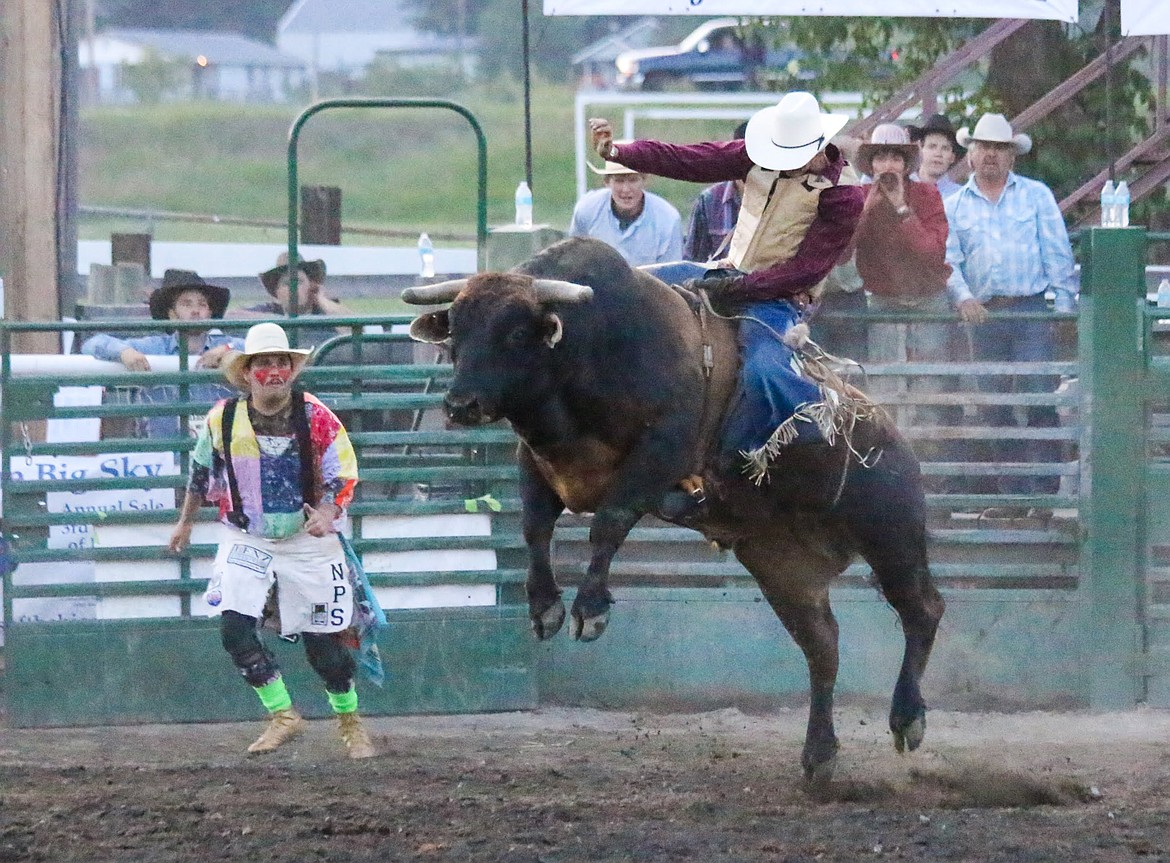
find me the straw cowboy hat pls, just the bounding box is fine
[956,113,1032,155]
[744,91,849,172]
[259,257,327,296]
[222,322,312,391]
[148,269,230,320]
[855,123,921,176]
[908,113,964,157]
[587,140,639,176]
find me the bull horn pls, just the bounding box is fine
[400,279,469,305]
[532,279,594,303]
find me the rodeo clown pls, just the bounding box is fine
[168,322,376,759]
[589,92,866,518]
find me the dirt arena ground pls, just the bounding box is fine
[1,705,1168,862]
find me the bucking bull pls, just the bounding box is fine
[403,237,944,780]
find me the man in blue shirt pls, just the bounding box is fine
[569,152,682,267]
[944,114,1077,520]
[82,269,244,438]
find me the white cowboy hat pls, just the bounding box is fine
[587,140,639,176]
[744,92,849,172]
[222,322,312,391]
[956,113,1032,155]
[855,123,920,176]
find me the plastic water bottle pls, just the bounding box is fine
[1116,180,1131,228]
[1100,180,1116,227]
[417,232,435,278]
[514,180,533,227]
[1157,278,1170,308]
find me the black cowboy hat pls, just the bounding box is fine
[908,114,965,157]
[148,269,230,320]
[259,258,327,296]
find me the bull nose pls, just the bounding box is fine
[444,392,483,426]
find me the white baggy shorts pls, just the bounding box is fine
[203,523,353,636]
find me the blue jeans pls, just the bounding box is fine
[137,382,236,439]
[808,289,868,363]
[720,301,824,457]
[966,292,1060,496]
[639,260,716,287]
[638,262,824,458]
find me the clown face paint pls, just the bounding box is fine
[252,365,292,386]
[248,354,294,388]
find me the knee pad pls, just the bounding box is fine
[220,611,279,687]
[303,633,356,693]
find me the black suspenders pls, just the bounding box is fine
[219,391,317,533]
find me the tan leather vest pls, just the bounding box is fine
[725,163,861,274]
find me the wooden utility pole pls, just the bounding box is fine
[0,0,65,352]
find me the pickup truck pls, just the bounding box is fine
[614,18,807,91]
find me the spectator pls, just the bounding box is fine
[167,322,375,759]
[683,121,747,263]
[569,149,683,266]
[945,113,1076,521]
[81,269,243,438]
[589,91,864,516]
[853,124,954,467]
[807,133,868,362]
[909,114,965,199]
[235,253,354,349]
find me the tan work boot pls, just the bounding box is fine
[337,712,376,759]
[247,707,306,754]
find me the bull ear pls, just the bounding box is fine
[541,312,563,348]
[409,310,450,344]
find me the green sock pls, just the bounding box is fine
[327,685,358,715]
[254,676,293,713]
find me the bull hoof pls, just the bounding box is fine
[530,598,566,640]
[891,712,926,754]
[801,737,839,783]
[802,751,838,784]
[570,610,608,642]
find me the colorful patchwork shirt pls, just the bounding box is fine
[188,393,358,539]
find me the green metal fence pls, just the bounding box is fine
[0,316,535,726]
[4,232,1170,723]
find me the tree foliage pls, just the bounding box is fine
[96,0,291,43]
[406,0,616,83]
[756,2,1155,222]
[118,48,187,104]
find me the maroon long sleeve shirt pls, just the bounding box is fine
[615,139,865,301]
[854,180,951,299]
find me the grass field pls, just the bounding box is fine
[79,82,758,245]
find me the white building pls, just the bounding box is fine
[277,0,474,86]
[79,29,308,104]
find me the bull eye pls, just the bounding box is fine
[505,325,529,349]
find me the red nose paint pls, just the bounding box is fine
[252,367,291,386]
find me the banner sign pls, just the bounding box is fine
[543,0,1079,22]
[1122,0,1168,35]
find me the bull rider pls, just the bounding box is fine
[589,91,866,520]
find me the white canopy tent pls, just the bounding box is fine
[1122,0,1170,35]
[542,0,1078,21]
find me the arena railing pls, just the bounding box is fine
[0,314,533,725]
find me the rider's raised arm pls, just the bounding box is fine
[615,139,754,185]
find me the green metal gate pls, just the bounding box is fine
[1,317,535,726]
